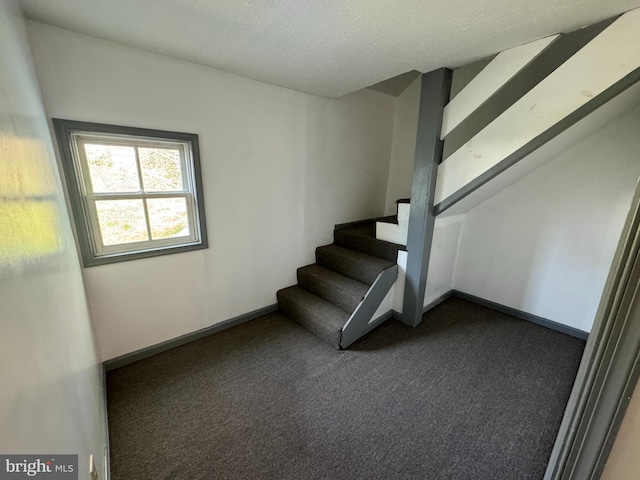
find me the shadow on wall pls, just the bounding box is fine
[454,106,640,333]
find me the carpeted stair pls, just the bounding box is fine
[334,222,404,262]
[277,220,404,349]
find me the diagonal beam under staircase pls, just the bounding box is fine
[402,68,452,328]
[434,66,640,216]
[442,18,615,156]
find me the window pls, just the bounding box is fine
[53,119,207,266]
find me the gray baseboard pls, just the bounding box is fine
[103,291,587,371]
[382,289,585,341]
[363,310,395,334]
[423,290,456,315]
[103,304,278,371]
[452,290,589,340]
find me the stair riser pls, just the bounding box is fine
[277,291,342,348]
[334,231,399,262]
[316,249,381,285]
[297,268,364,313]
[376,222,408,246]
[397,203,410,221]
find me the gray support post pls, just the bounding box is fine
[402,69,452,327]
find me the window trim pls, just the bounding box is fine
[53,119,208,267]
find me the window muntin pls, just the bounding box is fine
[54,120,207,266]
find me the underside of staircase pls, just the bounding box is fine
[277,220,404,349]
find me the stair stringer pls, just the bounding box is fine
[341,264,398,348]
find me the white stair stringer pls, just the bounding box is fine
[441,34,559,138]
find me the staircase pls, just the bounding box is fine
[277,221,403,349]
[392,10,640,327]
[278,10,640,349]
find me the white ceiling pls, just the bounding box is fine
[18,0,640,98]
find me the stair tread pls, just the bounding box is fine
[297,264,369,314]
[376,215,399,225]
[333,223,404,262]
[336,222,404,247]
[277,286,349,347]
[316,244,396,284]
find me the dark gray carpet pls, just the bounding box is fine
[334,221,405,261]
[297,264,369,313]
[277,285,350,347]
[107,297,585,480]
[277,240,398,348]
[315,244,396,285]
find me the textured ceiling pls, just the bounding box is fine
[18,0,640,98]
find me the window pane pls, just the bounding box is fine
[95,200,148,245]
[138,148,183,191]
[147,197,190,240]
[84,144,140,193]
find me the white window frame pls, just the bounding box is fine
[53,119,208,267]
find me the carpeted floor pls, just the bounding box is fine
[106,297,585,480]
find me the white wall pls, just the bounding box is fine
[27,21,396,360]
[386,217,465,314]
[454,106,640,332]
[384,77,420,215]
[425,216,465,306]
[0,1,107,476]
